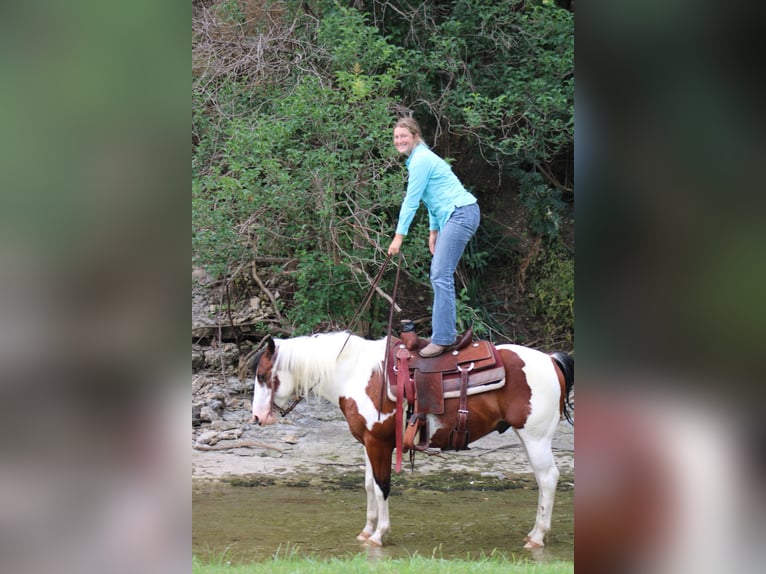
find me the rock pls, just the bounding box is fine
[192,266,214,284]
[282,434,299,445]
[192,349,205,372]
[211,398,225,412]
[192,375,211,394]
[196,430,218,445]
[203,386,227,400]
[203,343,240,370]
[217,429,243,441]
[226,376,246,394]
[210,420,242,431]
[200,405,221,422]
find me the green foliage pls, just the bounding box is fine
[290,253,358,333]
[192,1,574,345]
[385,0,574,164]
[515,169,567,240]
[528,248,574,346]
[193,3,417,331]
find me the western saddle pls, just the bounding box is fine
[386,321,506,470]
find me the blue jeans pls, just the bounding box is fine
[430,203,481,345]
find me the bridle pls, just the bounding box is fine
[273,393,303,417]
[252,347,303,419]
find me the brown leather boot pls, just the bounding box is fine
[400,319,419,350]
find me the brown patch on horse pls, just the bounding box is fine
[251,339,281,393]
[365,371,395,415]
[498,348,532,428]
[426,391,503,450]
[338,394,395,499]
[338,396,367,444]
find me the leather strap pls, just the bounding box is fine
[451,361,473,450]
[394,345,410,472]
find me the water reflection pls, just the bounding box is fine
[193,482,574,563]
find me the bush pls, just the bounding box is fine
[528,248,574,347]
[192,1,574,344]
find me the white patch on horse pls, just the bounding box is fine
[427,414,444,440]
[497,343,563,548]
[270,333,392,430]
[497,344,561,433]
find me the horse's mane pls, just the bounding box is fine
[273,332,385,397]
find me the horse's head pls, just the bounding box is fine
[249,335,303,425]
[249,336,280,425]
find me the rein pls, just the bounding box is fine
[379,253,402,420]
[345,253,392,336]
[336,253,402,421]
[337,252,399,359]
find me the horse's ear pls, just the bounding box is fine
[266,335,275,355]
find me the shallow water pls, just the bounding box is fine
[193,474,574,563]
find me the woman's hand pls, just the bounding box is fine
[428,230,438,255]
[388,234,404,255]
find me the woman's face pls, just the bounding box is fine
[393,127,418,156]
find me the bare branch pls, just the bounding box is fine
[535,162,573,195]
[348,263,402,313]
[251,261,283,320]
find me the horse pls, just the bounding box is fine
[248,331,574,548]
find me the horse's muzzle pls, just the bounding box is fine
[250,410,277,425]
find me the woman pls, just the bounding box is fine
[387,118,481,357]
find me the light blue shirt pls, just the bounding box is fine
[395,143,477,235]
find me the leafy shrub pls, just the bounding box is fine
[528,248,574,346]
[192,1,574,345]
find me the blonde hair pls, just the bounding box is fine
[394,117,422,141]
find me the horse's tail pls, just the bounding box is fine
[551,351,574,425]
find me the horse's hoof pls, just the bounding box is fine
[523,539,544,549]
[365,538,383,547]
[356,532,371,541]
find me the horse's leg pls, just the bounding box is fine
[362,438,393,546]
[515,427,560,548]
[356,451,377,542]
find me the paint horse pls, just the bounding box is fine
[249,331,574,548]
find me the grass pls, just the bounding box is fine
[192,551,574,574]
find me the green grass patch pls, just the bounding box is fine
[192,552,574,574]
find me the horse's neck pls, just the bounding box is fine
[279,334,385,403]
[278,364,333,402]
